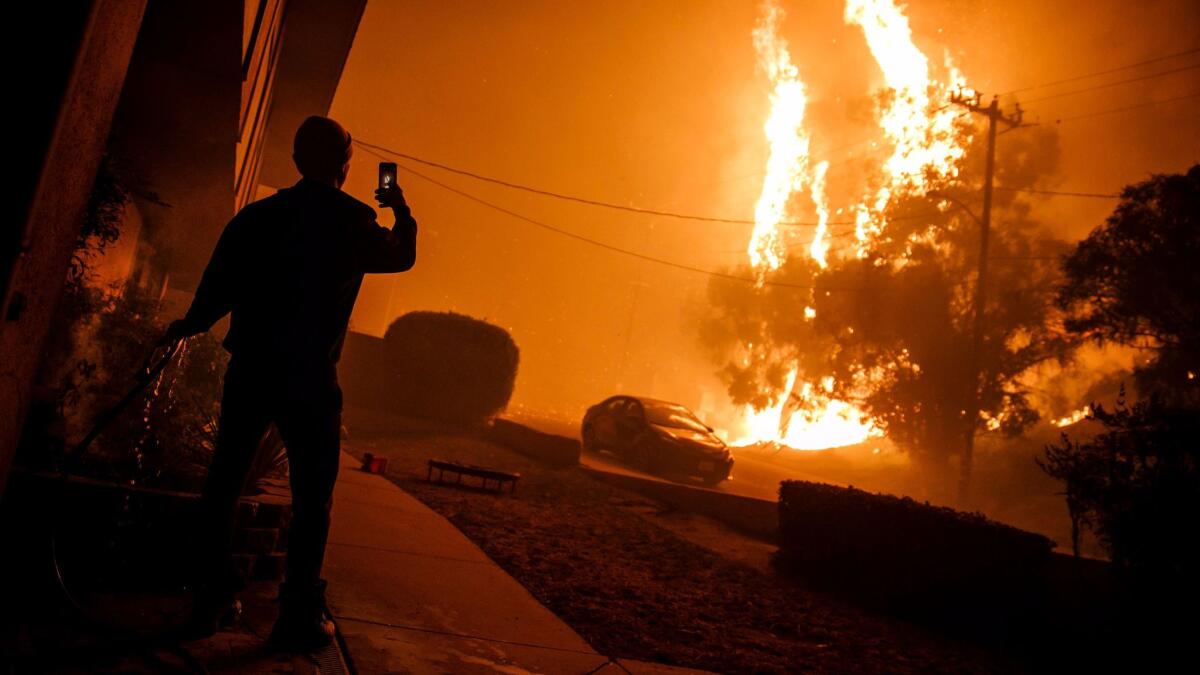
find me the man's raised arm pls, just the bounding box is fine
[356,183,417,273]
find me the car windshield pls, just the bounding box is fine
[643,403,709,433]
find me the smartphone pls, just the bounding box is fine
[379,162,398,190]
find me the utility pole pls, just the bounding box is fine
[949,91,1024,504]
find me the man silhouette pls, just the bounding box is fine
[167,116,416,650]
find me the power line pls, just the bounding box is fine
[995,186,1119,199]
[1020,62,1200,105]
[355,139,826,227]
[358,140,990,267]
[356,139,967,228]
[357,138,1121,242]
[1001,46,1200,95]
[356,143,862,293]
[362,143,1043,291]
[1048,90,1200,123]
[989,255,1062,261]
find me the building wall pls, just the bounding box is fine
[5,5,90,302]
[257,0,366,190]
[2,0,365,498]
[0,0,148,497]
[236,0,288,209]
[107,0,243,295]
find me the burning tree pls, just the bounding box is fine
[705,125,1071,481]
[700,0,1076,494]
[1056,165,1200,405]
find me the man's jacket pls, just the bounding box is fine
[179,178,416,370]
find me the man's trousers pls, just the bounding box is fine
[195,358,343,591]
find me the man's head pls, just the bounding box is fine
[293,116,353,187]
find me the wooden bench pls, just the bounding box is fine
[426,459,520,493]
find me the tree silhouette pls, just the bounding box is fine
[1040,393,1199,587]
[1042,164,1200,594]
[1056,164,1200,405]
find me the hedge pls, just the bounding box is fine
[382,311,519,426]
[778,480,1054,629]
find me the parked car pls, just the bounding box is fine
[581,395,733,485]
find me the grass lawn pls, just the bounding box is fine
[346,427,1005,674]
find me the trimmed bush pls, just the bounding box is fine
[338,331,391,409]
[778,480,1053,629]
[382,312,519,426]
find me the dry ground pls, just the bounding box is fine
[347,428,1011,674]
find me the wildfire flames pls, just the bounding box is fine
[733,0,970,450]
[1053,407,1091,428]
[746,0,813,272]
[845,0,968,243]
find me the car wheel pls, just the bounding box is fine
[581,424,599,453]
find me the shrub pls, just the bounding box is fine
[777,480,1053,630]
[382,312,519,426]
[89,290,226,488]
[21,155,282,493]
[1039,394,1200,591]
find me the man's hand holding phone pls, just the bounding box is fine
[375,183,406,210]
[376,161,407,210]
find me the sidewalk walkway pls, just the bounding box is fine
[324,451,706,674]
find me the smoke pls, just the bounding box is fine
[325,0,1197,427]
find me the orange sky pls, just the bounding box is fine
[328,0,1199,421]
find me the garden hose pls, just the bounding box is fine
[47,336,210,673]
[63,336,184,471]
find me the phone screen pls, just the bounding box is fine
[379,162,398,190]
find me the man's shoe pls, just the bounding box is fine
[267,579,336,652]
[179,592,243,640]
[179,559,247,640]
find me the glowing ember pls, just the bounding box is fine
[747,0,813,272]
[1053,407,1091,428]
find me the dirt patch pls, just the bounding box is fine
[347,431,1008,674]
[617,497,778,573]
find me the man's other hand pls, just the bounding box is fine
[375,184,407,210]
[160,319,194,346]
